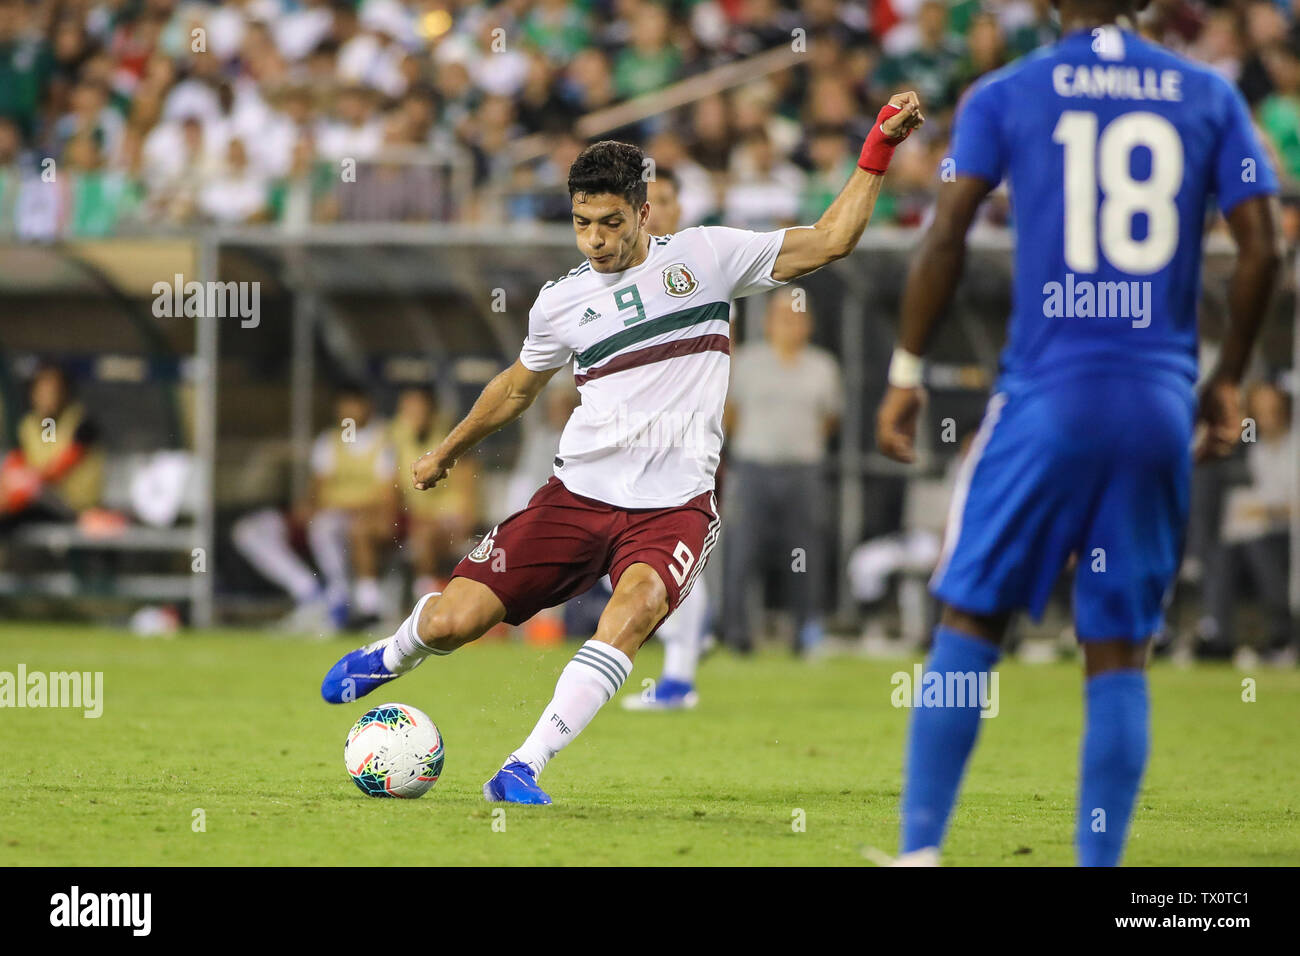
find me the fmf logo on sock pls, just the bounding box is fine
[49,886,151,936]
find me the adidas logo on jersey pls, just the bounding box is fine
[579,307,601,325]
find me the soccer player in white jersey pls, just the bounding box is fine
[321,92,924,804]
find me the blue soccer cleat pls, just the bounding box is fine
[621,676,699,711]
[320,639,400,704]
[483,761,552,805]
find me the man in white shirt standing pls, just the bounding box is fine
[724,288,843,655]
[321,92,923,804]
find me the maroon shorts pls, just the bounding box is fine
[451,477,719,626]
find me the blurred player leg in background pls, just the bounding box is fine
[346,504,391,628]
[231,508,325,632]
[623,578,708,710]
[406,516,451,601]
[721,463,828,656]
[563,576,612,639]
[720,462,764,654]
[781,464,826,655]
[304,386,398,630]
[306,508,353,630]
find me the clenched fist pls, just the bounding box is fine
[412,451,454,491]
[881,90,925,140]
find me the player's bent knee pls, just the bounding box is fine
[417,579,505,649]
[634,597,670,635]
[625,580,670,634]
[419,604,483,649]
[596,570,670,648]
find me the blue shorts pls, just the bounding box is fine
[931,373,1195,640]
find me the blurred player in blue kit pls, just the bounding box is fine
[875,0,1283,865]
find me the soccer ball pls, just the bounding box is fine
[344,703,445,798]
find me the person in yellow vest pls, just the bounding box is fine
[390,386,479,603]
[297,386,397,630]
[1,364,104,528]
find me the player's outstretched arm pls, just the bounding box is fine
[875,175,993,463]
[1195,194,1284,462]
[412,360,560,490]
[771,91,924,282]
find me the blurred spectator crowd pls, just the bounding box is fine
[3,0,1300,237]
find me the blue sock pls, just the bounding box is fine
[900,626,1001,853]
[1076,670,1149,867]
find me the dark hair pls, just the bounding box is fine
[334,383,370,402]
[1051,0,1146,16]
[568,141,647,209]
[399,384,438,405]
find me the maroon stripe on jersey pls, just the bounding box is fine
[574,333,731,386]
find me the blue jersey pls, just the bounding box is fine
[932,27,1278,638]
[949,26,1278,393]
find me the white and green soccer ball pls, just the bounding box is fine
[344,703,445,798]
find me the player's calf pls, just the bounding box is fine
[899,605,1006,854]
[1076,639,1151,867]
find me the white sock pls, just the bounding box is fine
[307,510,350,605]
[355,577,383,616]
[508,639,632,778]
[381,592,446,674]
[660,580,707,684]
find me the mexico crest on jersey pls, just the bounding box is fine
[467,526,497,563]
[661,263,698,298]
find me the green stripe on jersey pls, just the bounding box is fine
[576,300,729,368]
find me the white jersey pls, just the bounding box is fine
[520,225,790,508]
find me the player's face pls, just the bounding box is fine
[645,179,681,235]
[30,371,67,417]
[766,298,811,350]
[337,396,370,427]
[571,192,649,273]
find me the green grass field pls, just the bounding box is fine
[0,622,1296,866]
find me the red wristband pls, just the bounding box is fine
[858,103,910,174]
